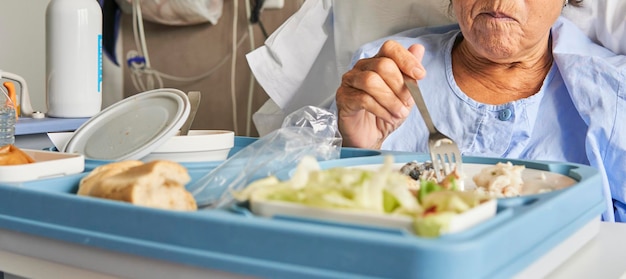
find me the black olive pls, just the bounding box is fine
[408,169,421,180]
[399,161,434,181]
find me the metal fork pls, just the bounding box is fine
[404,77,463,181]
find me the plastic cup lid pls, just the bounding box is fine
[63,88,191,161]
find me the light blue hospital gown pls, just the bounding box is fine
[346,16,626,222]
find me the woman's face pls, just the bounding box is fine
[451,0,562,62]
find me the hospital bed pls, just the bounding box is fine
[2,0,626,278]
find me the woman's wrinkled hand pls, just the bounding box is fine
[336,40,427,149]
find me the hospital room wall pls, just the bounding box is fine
[119,0,305,137]
[0,0,49,112]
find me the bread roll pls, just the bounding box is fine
[78,160,197,211]
[0,144,35,165]
[78,160,144,196]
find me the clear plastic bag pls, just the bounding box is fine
[189,106,342,208]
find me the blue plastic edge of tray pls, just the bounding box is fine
[0,153,605,279]
[83,136,382,171]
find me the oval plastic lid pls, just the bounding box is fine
[63,88,191,161]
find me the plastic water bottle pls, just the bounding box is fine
[46,0,103,118]
[0,89,16,146]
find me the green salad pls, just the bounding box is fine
[233,156,492,237]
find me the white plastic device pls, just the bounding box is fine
[264,0,284,9]
[0,70,34,117]
[46,0,103,118]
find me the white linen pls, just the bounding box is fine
[563,0,626,55]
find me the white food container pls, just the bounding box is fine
[58,88,236,163]
[143,130,235,162]
[250,198,497,235]
[0,149,84,183]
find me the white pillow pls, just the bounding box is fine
[333,0,455,76]
[334,0,625,68]
[563,0,626,55]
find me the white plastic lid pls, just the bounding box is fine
[63,88,190,161]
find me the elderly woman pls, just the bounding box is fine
[335,0,626,222]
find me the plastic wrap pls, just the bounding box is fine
[189,106,341,208]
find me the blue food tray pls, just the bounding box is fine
[84,136,381,171]
[0,154,605,279]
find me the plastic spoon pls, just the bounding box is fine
[180,91,201,136]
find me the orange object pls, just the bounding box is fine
[2,81,18,119]
[0,144,35,165]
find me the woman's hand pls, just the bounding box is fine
[336,40,427,149]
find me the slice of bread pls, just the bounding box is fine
[78,160,197,211]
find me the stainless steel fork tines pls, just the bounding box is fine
[404,77,463,182]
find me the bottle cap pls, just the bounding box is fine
[32,111,45,119]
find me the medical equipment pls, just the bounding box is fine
[46,0,103,118]
[0,70,34,117]
[124,0,261,137]
[250,0,269,38]
[120,0,230,93]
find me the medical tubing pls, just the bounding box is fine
[127,30,249,85]
[130,0,164,91]
[156,32,249,83]
[127,0,251,135]
[250,0,263,23]
[250,0,268,38]
[257,20,269,39]
[131,0,156,91]
[245,0,256,137]
[130,0,232,91]
[157,55,231,82]
[230,0,239,135]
